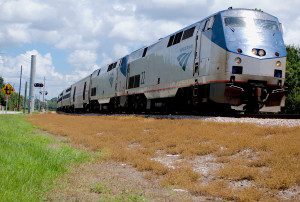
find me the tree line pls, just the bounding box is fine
[0,78,24,111]
[0,45,299,113]
[285,45,300,113]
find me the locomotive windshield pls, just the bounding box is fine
[224,17,279,31]
[254,19,279,31]
[222,12,285,58]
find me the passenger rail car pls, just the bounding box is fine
[57,8,286,113]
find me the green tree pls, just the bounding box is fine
[0,76,24,110]
[285,45,300,113]
[7,92,23,111]
[0,76,5,106]
[47,97,58,111]
[0,76,3,87]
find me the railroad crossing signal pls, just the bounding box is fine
[34,83,44,87]
[1,83,14,96]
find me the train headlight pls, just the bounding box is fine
[237,48,243,54]
[235,57,242,64]
[252,48,257,55]
[276,61,282,67]
[258,49,266,56]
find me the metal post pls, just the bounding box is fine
[17,65,22,111]
[42,77,45,111]
[23,81,27,114]
[38,90,41,111]
[28,55,36,113]
[5,95,8,114]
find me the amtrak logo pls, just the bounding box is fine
[109,75,114,87]
[177,51,192,71]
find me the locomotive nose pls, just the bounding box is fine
[227,52,286,79]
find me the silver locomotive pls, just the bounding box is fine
[57,8,286,113]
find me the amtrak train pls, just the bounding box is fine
[57,8,286,113]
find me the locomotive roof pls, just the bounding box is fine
[128,8,278,60]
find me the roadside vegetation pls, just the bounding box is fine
[0,77,56,111]
[285,45,300,114]
[0,115,89,201]
[0,77,24,111]
[28,113,300,201]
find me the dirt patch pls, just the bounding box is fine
[191,154,223,183]
[28,113,300,201]
[277,186,300,200]
[151,150,183,169]
[229,179,254,189]
[128,142,142,150]
[230,148,259,160]
[47,161,213,201]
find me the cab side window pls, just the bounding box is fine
[203,16,215,31]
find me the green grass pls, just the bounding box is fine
[91,183,112,194]
[99,192,146,202]
[0,115,89,201]
[91,182,147,202]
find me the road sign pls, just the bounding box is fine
[1,83,14,96]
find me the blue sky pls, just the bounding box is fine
[0,0,299,98]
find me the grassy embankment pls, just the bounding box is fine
[0,115,89,201]
[28,113,300,201]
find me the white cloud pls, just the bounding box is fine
[112,3,136,12]
[0,0,55,24]
[0,49,98,98]
[284,16,300,46]
[0,50,64,98]
[68,50,98,71]
[150,0,207,8]
[6,24,31,43]
[55,35,100,50]
[109,16,182,43]
[1,0,299,49]
[113,44,129,58]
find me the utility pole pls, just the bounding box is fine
[38,92,41,111]
[28,55,36,113]
[23,81,27,114]
[17,65,22,111]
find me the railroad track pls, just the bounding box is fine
[57,111,300,120]
[234,113,300,119]
[55,111,300,127]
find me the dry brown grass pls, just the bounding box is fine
[27,113,300,201]
[161,166,200,187]
[218,164,260,181]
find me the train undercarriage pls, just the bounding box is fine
[58,81,285,115]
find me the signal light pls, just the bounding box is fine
[34,83,44,87]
